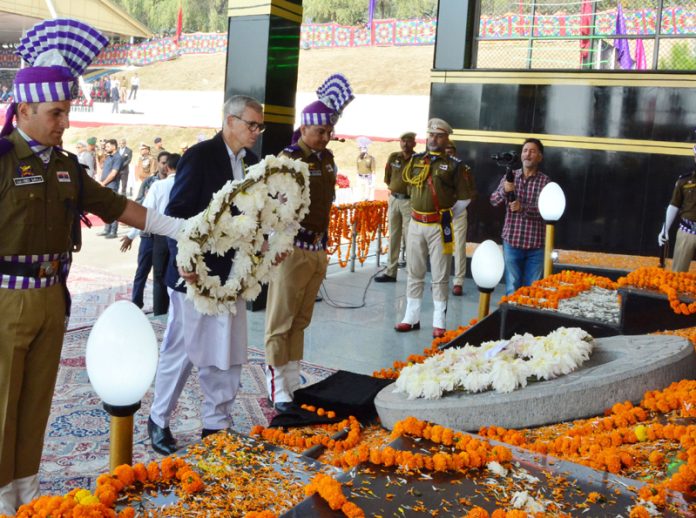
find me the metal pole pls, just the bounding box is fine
[350,221,357,272]
[376,225,382,267]
[544,223,555,278]
[110,415,134,470]
[477,291,491,321]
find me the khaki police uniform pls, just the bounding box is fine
[356,153,374,201]
[0,130,126,486]
[670,171,696,272]
[384,150,412,278]
[265,139,335,370]
[405,152,474,302]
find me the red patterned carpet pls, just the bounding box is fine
[66,264,151,331]
[41,288,333,495]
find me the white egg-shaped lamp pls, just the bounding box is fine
[471,240,505,291]
[86,300,158,406]
[471,240,505,319]
[86,300,158,468]
[538,182,566,222]
[538,182,566,278]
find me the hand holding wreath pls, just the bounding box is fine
[176,155,310,315]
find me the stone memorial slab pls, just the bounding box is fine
[375,334,696,431]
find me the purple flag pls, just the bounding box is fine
[635,39,647,69]
[614,2,633,69]
[368,0,376,45]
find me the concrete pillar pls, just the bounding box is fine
[226,0,303,155]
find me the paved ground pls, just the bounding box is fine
[77,224,505,375]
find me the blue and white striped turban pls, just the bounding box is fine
[12,18,108,103]
[300,73,354,126]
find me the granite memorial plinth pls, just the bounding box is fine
[375,334,696,431]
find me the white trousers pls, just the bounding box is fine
[150,290,243,430]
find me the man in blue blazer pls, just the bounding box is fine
[147,95,264,455]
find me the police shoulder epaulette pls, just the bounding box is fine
[324,147,334,157]
[283,144,301,154]
[678,170,695,180]
[58,147,78,161]
[449,155,462,164]
[0,138,13,158]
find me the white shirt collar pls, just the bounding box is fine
[224,143,247,181]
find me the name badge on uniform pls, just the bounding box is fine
[14,175,44,186]
[439,164,448,171]
[391,161,401,169]
[57,171,71,183]
[309,169,322,177]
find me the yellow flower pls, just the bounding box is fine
[74,488,92,503]
[634,424,648,442]
[81,495,100,505]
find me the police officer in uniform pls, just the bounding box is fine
[395,118,475,338]
[264,74,353,412]
[375,131,416,282]
[658,143,696,272]
[0,19,184,514]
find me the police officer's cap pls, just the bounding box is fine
[140,142,151,149]
[426,118,453,135]
[400,131,416,140]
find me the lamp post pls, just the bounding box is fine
[538,182,566,278]
[86,301,158,469]
[471,240,505,320]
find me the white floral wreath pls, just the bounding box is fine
[394,327,594,399]
[176,155,310,316]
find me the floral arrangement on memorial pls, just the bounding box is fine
[393,327,594,400]
[327,201,388,267]
[176,155,310,315]
[11,457,203,518]
[618,266,696,315]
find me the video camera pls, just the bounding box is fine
[490,151,521,201]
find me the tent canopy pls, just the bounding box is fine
[0,0,152,45]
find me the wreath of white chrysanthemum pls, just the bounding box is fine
[176,155,310,316]
[394,327,594,400]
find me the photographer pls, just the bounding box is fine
[490,138,549,295]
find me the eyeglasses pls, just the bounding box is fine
[231,115,266,134]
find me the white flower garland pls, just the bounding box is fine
[394,327,594,400]
[176,155,310,316]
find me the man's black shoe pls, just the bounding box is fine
[148,417,177,456]
[273,401,298,413]
[374,274,397,283]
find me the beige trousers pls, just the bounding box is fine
[385,196,412,277]
[672,228,696,272]
[0,283,65,486]
[265,247,328,366]
[406,221,452,302]
[452,211,468,286]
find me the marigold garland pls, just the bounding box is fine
[327,201,388,267]
[12,457,203,518]
[304,473,365,517]
[617,266,696,315]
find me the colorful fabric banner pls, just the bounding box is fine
[615,2,634,69]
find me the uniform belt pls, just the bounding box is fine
[411,210,440,224]
[0,255,67,278]
[681,218,696,233]
[294,228,327,250]
[391,193,410,200]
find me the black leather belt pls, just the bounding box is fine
[0,260,61,278]
[391,193,410,200]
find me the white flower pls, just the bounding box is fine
[486,461,508,477]
[394,327,593,400]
